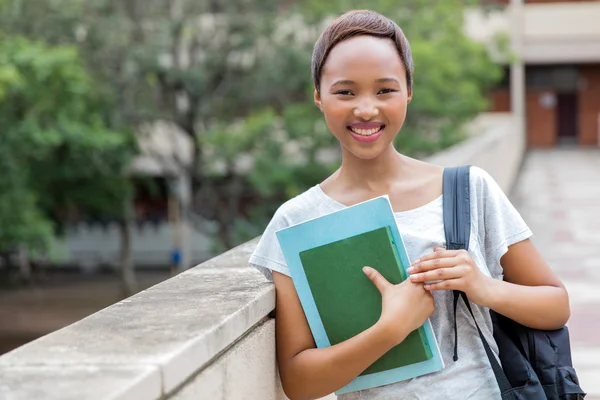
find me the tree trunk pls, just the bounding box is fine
[17,245,32,283]
[217,219,233,250]
[0,253,12,282]
[119,199,137,297]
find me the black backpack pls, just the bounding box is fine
[442,166,586,400]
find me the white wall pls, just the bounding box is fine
[54,221,215,271]
[464,2,600,64]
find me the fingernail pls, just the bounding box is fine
[363,266,371,275]
[435,247,444,251]
[410,274,420,281]
[407,267,415,274]
[412,259,420,265]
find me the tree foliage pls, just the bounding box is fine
[0,35,133,258]
[0,0,501,252]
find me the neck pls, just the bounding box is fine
[337,144,408,191]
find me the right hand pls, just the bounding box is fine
[363,266,435,345]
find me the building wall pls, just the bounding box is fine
[55,220,215,271]
[525,0,594,3]
[491,90,511,112]
[579,65,600,146]
[467,1,600,64]
[526,89,557,147]
[492,0,595,4]
[490,64,600,147]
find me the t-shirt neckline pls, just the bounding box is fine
[314,184,443,216]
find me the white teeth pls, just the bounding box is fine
[349,127,383,136]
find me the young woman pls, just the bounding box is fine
[249,10,569,400]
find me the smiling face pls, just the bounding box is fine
[314,35,412,161]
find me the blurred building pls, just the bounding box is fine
[56,121,215,271]
[466,0,600,147]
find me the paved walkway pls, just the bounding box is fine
[512,148,600,398]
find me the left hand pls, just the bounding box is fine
[407,247,493,306]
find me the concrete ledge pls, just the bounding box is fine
[0,112,523,399]
[171,319,284,400]
[0,240,273,398]
[0,366,161,400]
[427,112,522,193]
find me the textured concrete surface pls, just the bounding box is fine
[0,240,274,397]
[512,149,600,397]
[172,319,284,400]
[0,365,161,400]
[172,319,336,400]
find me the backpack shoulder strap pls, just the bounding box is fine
[442,166,471,251]
[442,166,512,394]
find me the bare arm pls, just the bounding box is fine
[483,239,570,330]
[274,272,396,399]
[273,267,433,400]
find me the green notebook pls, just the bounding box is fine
[298,226,433,376]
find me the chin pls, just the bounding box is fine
[345,144,392,161]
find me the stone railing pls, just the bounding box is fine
[427,112,524,193]
[0,112,523,400]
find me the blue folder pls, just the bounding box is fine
[276,195,444,395]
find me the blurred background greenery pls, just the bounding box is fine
[0,0,501,352]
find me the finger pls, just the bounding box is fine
[409,257,456,274]
[410,266,468,283]
[363,266,391,293]
[424,278,463,291]
[411,250,460,265]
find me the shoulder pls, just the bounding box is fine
[467,166,528,230]
[250,185,326,278]
[468,166,497,189]
[467,166,506,201]
[269,185,325,226]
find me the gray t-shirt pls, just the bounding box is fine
[248,166,532,400]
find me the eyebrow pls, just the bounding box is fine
[375,77,401,84]
[330,77,401,88]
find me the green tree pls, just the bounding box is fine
[0,35,135,287]
[0,0,501,253]
[295,0,502,153]
[1,0,316,249]
[204,0,503,241]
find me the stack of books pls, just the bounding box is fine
[276,196,444,395]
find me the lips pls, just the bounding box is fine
[348,124,384,139]
[347,126,385,143]
[347,122,385,136]
[348,121,384,129]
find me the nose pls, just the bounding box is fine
[353,99,379,120]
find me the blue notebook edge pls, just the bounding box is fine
[275,196,444,395]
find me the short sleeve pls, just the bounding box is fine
[248,206,292,281]
[472,167,533,279]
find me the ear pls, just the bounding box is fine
[407,88,413,104]
[314,88,323,111]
